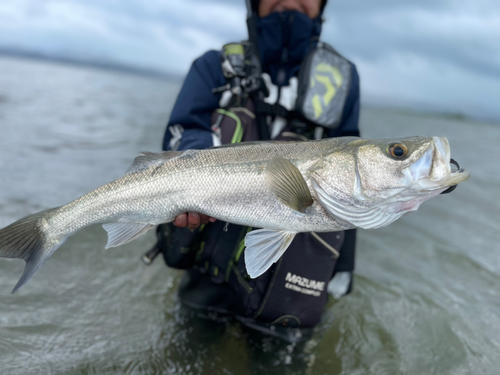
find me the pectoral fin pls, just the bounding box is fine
[103,223,156,248]
[244,229,296,278]
[265,157,313,213]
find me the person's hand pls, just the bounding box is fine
[173,212,216,231]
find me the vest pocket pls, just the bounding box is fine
[247,232,343,328]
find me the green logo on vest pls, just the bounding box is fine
[310,63,344,118]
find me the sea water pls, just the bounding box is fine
[0,56,499,375]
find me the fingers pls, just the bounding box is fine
[173,213,217,229]
[199,214,210,225]
[198,214,217,224]
[173,213,187,228]
[172,213,217,230]
[187,212,201,231]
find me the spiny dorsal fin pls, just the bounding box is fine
[265,157,313,213]
[126,151,182,175]
[213,140,290,149]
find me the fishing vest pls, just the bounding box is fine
[162,41,351,328]
[169,41,353,150]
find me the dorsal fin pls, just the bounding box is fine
[213,140,289,149]
[126,151,182,175]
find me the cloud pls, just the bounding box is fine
[323,6,500,79]
[356,53,500,117]
[322,0,500,118]
[0,0,246,74]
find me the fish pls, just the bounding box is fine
[0,136,469,292]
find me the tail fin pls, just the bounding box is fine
[0,208,66,293]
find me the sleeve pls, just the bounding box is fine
[328,62,361,138]
[162,50,227,151]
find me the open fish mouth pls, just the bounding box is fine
[432,136,470,188]
[441,158,469,194]
[411,137,470,193]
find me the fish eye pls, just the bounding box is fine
[387,143,408,159]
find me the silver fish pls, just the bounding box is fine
[0,136,469,292]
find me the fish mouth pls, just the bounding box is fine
[412,137,470,192]
[445,158,470,184]
[434,137,470,187]
[440,158,469,194]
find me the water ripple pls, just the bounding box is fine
[0,57,499,374]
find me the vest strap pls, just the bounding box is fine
[254,100,293,120]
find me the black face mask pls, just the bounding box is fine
[256,11,322,84]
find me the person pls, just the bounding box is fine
[149,0,360,330]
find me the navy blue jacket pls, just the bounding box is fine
[163,11,360,151]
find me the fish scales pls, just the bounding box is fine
[0,136,470,290]
[46,138,350,238]
[165,138,351,232]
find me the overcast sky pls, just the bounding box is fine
[1,0,499,120]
